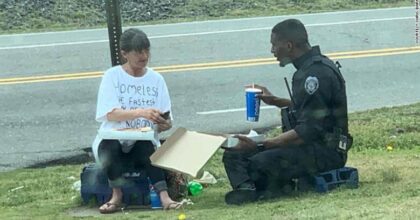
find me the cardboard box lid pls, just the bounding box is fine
[150,127,226,178]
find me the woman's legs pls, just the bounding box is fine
[98,140,125,213]
[130,141,182,209]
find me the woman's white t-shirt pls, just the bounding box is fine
[92,65,172,161]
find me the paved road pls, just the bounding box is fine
[0,7,419,171]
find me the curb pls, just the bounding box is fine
[28,148,94,168]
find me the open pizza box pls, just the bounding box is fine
[98,127,160,146]
[150,127,226,178]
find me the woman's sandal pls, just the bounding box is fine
[163,202,184,210]
[99,202,123,214]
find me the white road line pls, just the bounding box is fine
[0,39,108,50]
[0,6,411,37]
[306,16,412,27]
[0,16,412,50]
[154,16,413,39]
[197,106,276,115]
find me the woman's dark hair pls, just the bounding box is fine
[120,28,150,53]
[272,19,309,49]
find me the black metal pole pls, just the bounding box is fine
[105,0,123,66]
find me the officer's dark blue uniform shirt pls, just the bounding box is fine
[291,46,349,145]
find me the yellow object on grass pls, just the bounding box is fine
[178,213,186,220]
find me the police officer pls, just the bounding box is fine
[222,19,352,205]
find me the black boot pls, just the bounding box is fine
[225,182,258,205]
[225,188,258,205]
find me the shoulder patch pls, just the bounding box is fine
[304,76,319,95]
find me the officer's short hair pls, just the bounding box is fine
[272,19,309,49]
[120,28,150,53]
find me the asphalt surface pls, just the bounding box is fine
[0,7,419,171]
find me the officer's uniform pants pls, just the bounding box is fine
[223,144,344,192]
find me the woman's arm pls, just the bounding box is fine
[106,108,166,124]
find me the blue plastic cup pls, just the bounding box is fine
[245,88,262,122]
[150,188,162,209]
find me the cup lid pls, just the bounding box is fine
[245,88,262,92]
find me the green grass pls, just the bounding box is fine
[266,103,420,151]
[350,103,420,151]
[0,103,419,219]
[0,0,413,34]
[172,0,412,20]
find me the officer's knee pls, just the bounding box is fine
[249,152,290,177]
[249,151,269,166]
[248,154,268,173]
[222,150,246,163]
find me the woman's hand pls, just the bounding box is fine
[137,108,172,132]
[137,108,166,124]
[156,119,172,132]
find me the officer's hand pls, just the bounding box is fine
[223,135,257,153]
[245,84,276,105]
[245,84,272,96]
[259,94,281,106]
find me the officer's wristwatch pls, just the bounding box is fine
[257,143,266,152]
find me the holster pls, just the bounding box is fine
[324,127,353,153]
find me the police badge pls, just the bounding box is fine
[304,76,319,95]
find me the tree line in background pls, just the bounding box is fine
[0,0,411,33]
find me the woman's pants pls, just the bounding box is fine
[98,139,168,192]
